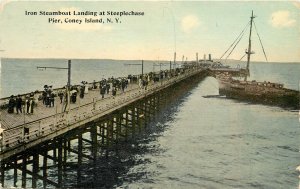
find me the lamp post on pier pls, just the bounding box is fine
[37,60,71,113]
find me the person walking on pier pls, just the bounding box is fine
[46,86,53,107]
[16,95,23,114]
[63,91,68,112]
[58,91,64,103]
[25,95,30,114]
[71,89,77,103]
[100,85,106,99]
[144,79,148,90]
[83,81,89,94]
[29,97,35,114]
[45,91,50,107]
[93,80,97,89]
[50,92,55,107]
[112,87,117,98]
[7,95,15,114]
[106,83,110,94]
[26,97,31,114]
[121,79,126,92]
[139,77,143,89]
[80,86,85,99]
[42,90,47,105]
[42,85,48,105]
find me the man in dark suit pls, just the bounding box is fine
[16,95,23,114]
[7,95,15,114]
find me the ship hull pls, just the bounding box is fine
[218,79,299,109]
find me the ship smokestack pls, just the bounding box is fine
[209,54,212,61]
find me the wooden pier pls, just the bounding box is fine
[0,66,209,161]
[0,63,251,188]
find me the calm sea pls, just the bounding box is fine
[1,58,300,188]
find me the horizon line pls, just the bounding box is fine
[1,57,299,64]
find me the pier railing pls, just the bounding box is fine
[0,68,203,154]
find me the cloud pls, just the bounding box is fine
[270,10,296,28]
[181,15,199,33]
[54,7,112,32]
[293,1,300,9]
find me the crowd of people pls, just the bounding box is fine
[7,94,35,114]
[42,85,55,107]
[5,68,187,115]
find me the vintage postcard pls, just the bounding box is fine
[0,0,299,188]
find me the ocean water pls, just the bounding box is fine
[0,58,299,188]
[118,77,299,188]
[0,58,161,98]
[1,59,299,98]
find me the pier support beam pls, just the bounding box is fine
[32,153,39,188]
[0,161,4,187]
[21,155,27,188]
[43,150,48,188]
[77,134,82,186]
[91,122,98,160]
[57,139,63,186]
[13,158,18,187]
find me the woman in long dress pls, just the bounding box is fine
[27,98,31,114]
[25,96,30,114]
[30,98,34,114]
[84,83,89,94]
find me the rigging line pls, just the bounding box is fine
[253,21,268,62]
[225,29,246,60]
[239,53,247,60]
[219,21,250,60]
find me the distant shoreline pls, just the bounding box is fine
[1,57,300,64]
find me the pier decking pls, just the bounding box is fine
[0,67,207,160]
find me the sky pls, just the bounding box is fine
[0,0,299,62]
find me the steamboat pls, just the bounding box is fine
[216,11,299,109]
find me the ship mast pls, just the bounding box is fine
[245,10,255,81]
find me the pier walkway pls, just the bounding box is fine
[0,67,206,160]
[0,83,139,130]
